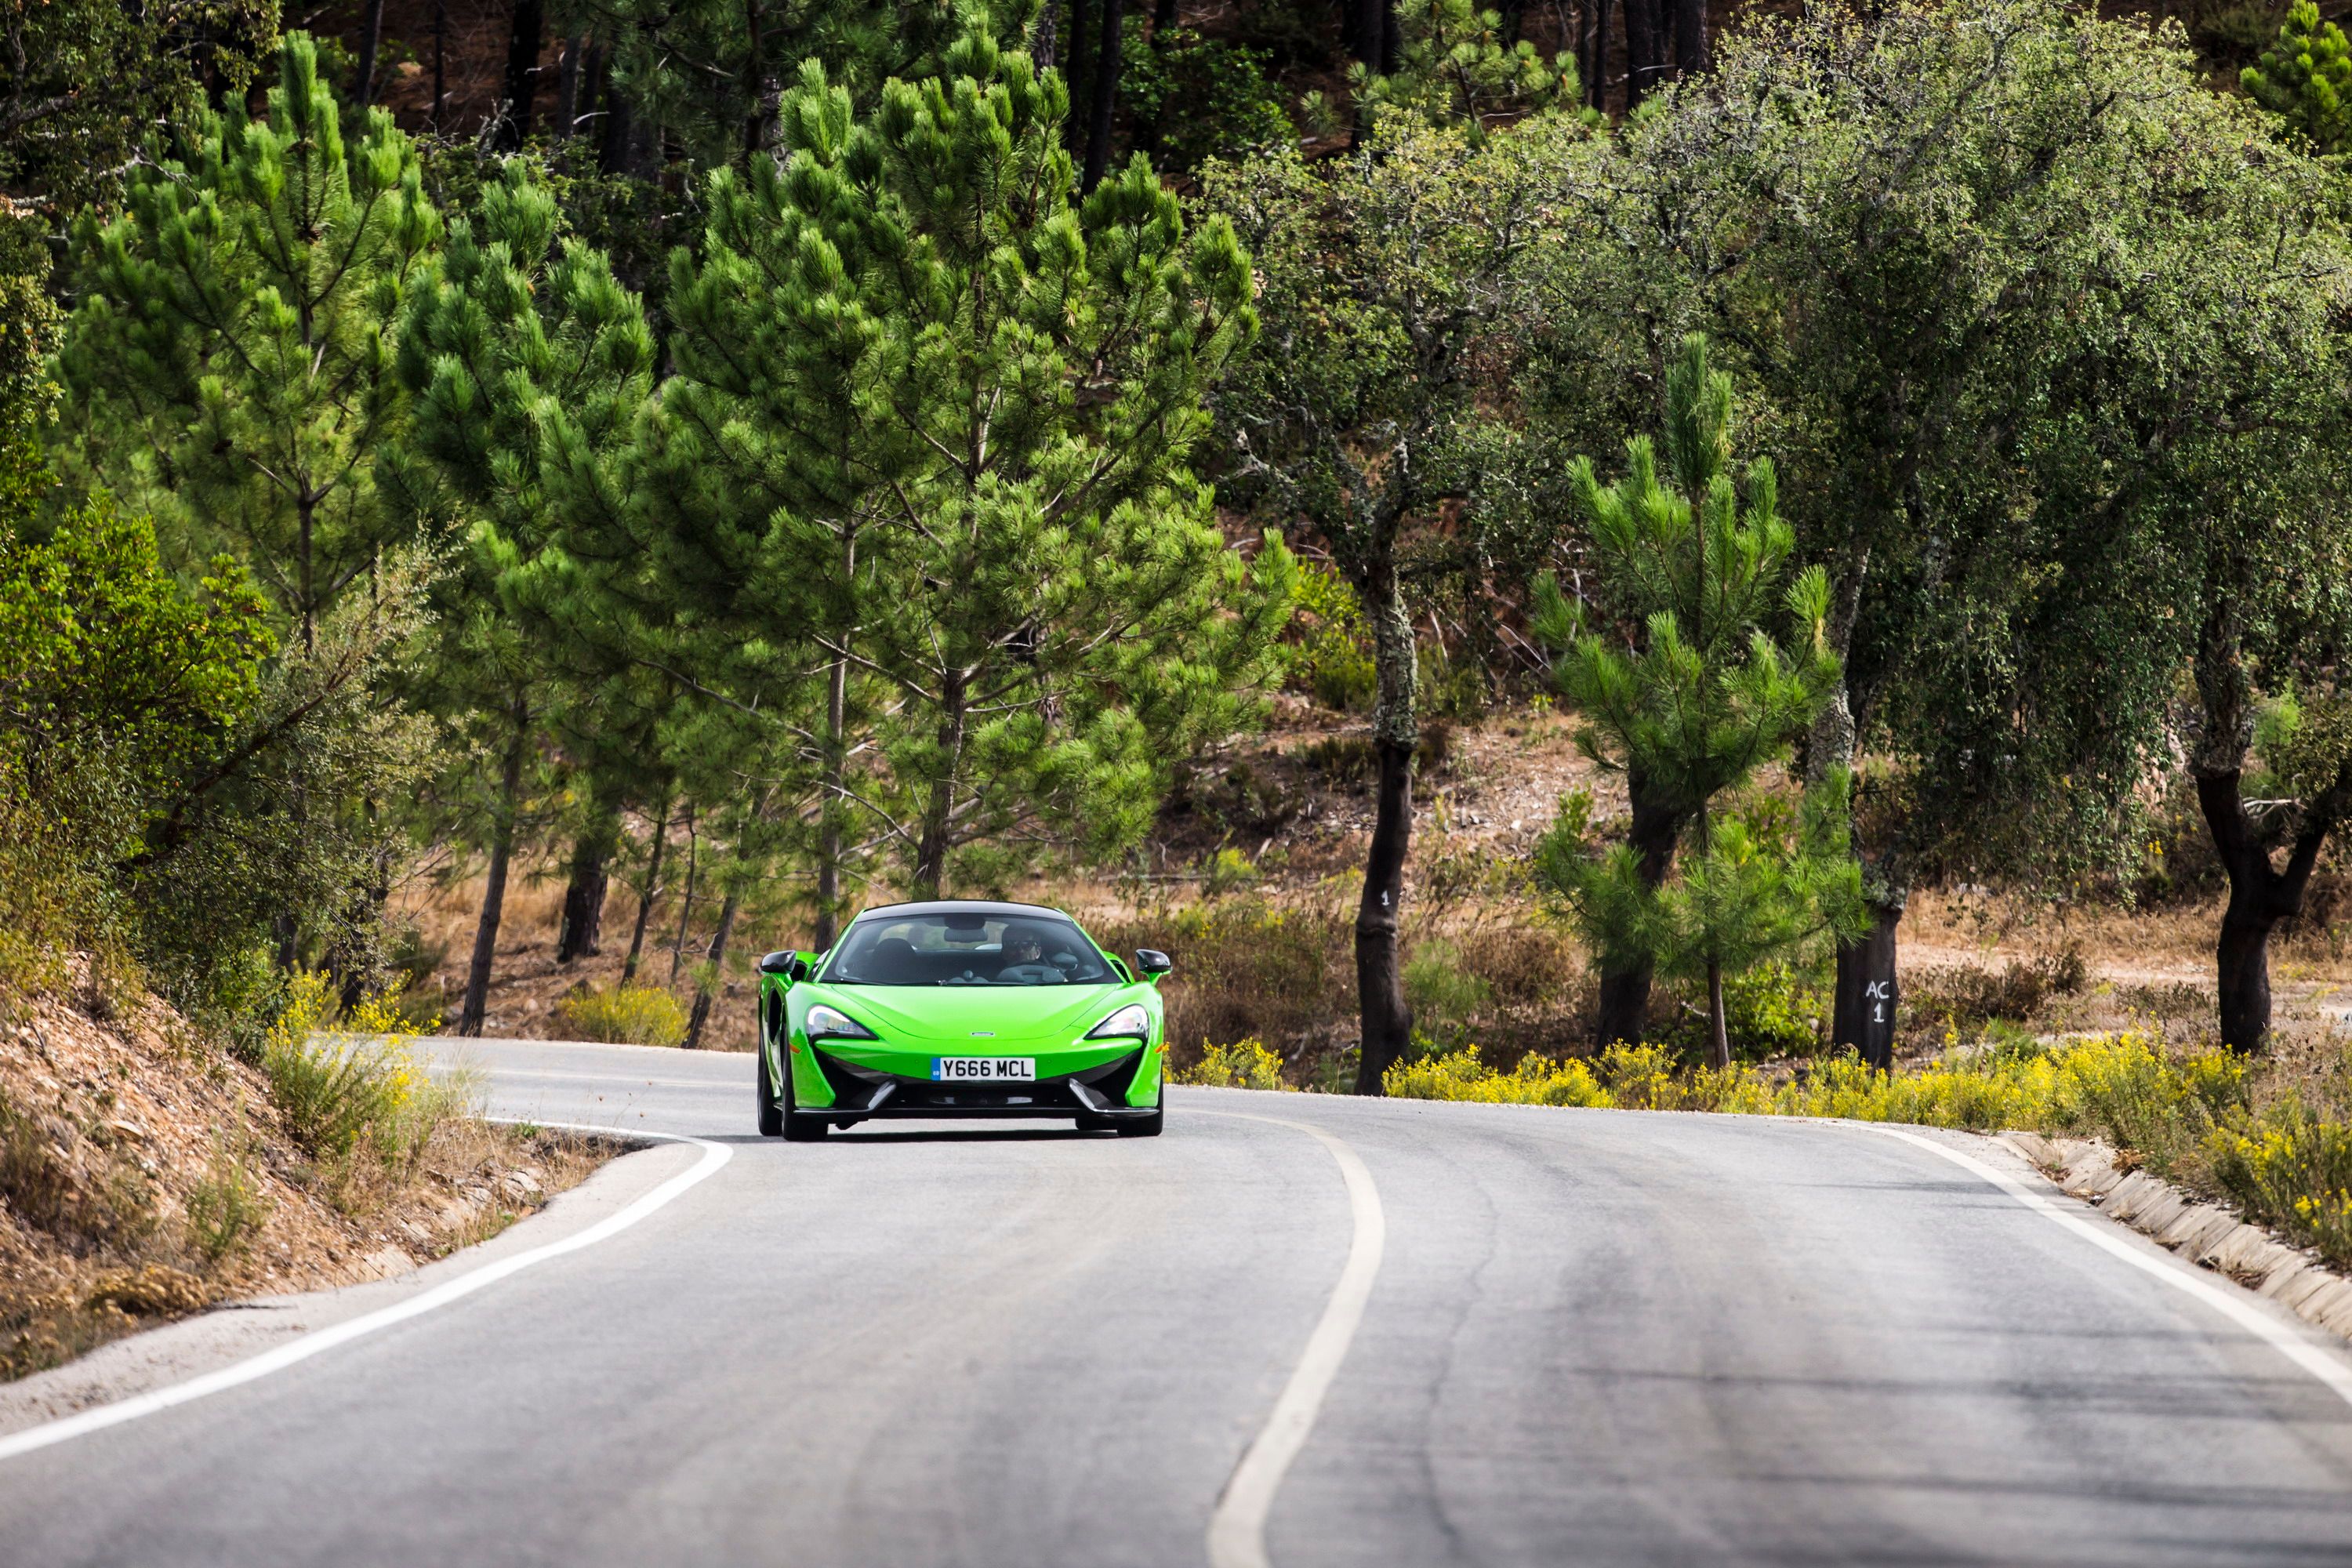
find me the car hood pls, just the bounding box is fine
[808,982,1133,1046]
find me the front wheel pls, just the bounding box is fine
[781,1053,831,1142]
[1085,1073,1163,1137]
[756,1047,784,1138]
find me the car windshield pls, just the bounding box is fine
[822,913,1115,986]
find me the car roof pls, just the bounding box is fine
[848,899,1071,922]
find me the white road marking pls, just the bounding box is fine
[480,1068,735,1089]
[1860,1123,2352,1409]
[0,1122,731,1465]
[1200,1110,1388,1568]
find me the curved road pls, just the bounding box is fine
[5,1037,2352,1566]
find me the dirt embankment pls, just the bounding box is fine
[0,959,610,1381]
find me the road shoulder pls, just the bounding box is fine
[0,1134,700,1440]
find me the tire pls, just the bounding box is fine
[1094,1073,1164,1138]
[757,1047,785,1138]
[781,1054,831,1142]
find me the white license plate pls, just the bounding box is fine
[931,1057,1036,1082]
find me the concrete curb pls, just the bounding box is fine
[2002,1131,2352,1345]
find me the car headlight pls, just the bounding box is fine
[1085,1004,1151,1040]
[804,1004,878,1041]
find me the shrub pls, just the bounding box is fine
[261,973,460,1175]
[1176,1038,1288,1090]
[1404,938,1493,1041]
[184,1141,270,1264]
[1290,564,1377,712]
[555,983,690,1047]
[2208,1098,2352,1265]
[1911,944,2088,1029]
[1385,1046,1610,1106]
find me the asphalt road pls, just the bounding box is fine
[5,1036,2352,1566]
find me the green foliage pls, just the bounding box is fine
[1532,336,1860,1054]
[1356,0,1598,137]
[596,26,1293,902]
[0,494,428,1013]
[56,32,441,651]
[0,498,271,813]
[551,0,1004,169]
[1403,937,1492,1040]
[2242,0,2352,152]
[0,0,274,212]
[1537,338,1839,815]
[555,984,690,1047]
[1174,1038,1288,1090]
[2209,1094,2352,1264]
[1718,960,1826,1059]
[1122,21,1296,172]
[1291,564,1378,712]
[261,973,462,1173]
[1385,1044,1610,1105]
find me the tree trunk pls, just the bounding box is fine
[459,706,531,1038]
[1082,0,1127,192]
[1380,0,1401,73]
[1347,0,1383,66]
[1581,0,1609,111]
[1621,0,1663,107]
[815,532,855,951]
[684,888,741,1049]
[356,0,387,106]
[1153,0,1178,27]
[554,32,584,138]
[1350,557,1417,1096]
[499,0,546,151]
[670,803,699,983]
[622,793,670,984]
[1032,0,1062,73]
[912,670,969,899]
[2196,768,2334,1054]
[742,0,768,162]
[1670,0,1704,77]
[432,0,448,129]
[599,66,634,174]
[1704,956,1729,1070]
[1831,893,1902,1070]
[1065,0,1094,153]
[1351,738,1415,1094]
[555,807,619,964]
[1593,770,1684,1048]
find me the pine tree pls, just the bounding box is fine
[1530,335,1853,1067]
[594,25,1291,928]
[2244,1,2352,154]
[56,32,441,656]
[1355,0,1598,139]
[391,157,657,1036]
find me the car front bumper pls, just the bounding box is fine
[806,1045,1156,1121]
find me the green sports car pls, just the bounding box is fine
[753,900,1171,1142]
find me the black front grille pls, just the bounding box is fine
[811,1047,1143,1116]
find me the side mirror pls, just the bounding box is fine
[1134,948,1172,981]
[759,951,811,982]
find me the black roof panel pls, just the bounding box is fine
[848,899,1070,921]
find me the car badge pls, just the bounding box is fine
[969,1031,996,1038]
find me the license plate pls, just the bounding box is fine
[931,1057,1036,1082]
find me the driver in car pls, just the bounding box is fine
[996,928,1055,982]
